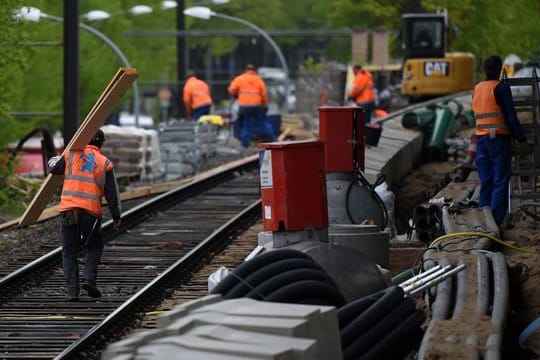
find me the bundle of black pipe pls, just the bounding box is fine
[210,248,346,308]
[412,204,443,243]
[338,286,425,360]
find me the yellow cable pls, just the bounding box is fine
[428,231,534,253]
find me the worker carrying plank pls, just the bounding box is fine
[48,129,122,302]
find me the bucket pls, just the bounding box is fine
[365,123,382,147]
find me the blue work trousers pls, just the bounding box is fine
[61,210,103,298]
[239,105,276,148]
[357,101,375,124]
[476,136,512,224]
[192,105,211,121]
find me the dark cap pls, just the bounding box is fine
[89,129,105,147]
[246,64,255,71]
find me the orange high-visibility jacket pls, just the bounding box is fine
[183,77,213,112]
[59,145,113,217]
[228,70,268,107]
[472,80,509,137]
[349,70,375,104]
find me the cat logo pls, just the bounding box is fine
[424,61,450,77]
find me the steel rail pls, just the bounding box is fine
[0,156,258,302]
[54,200,262,360]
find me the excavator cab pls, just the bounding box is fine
[401,11,475,101]
[402,13,447,60]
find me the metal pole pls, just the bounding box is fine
[176,0,186,120]
[63,0,79,145]
[212,12,290,111]
[46,14,141,128]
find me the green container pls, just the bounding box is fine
[401,107,437,129]
[425,105,454,160]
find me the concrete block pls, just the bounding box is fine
[193,298,341,359]
[157,294,222,328]
[149,334,296,359]
[166,312,310,338]
[187,324,317,360]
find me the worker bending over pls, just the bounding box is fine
[183,71,213,121]
[228,64,276,147]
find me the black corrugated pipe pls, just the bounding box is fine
[263,279,347,308]
[210,249,312,295]
[357,310,426,360]
[340,285,405,348]
[244,268,331,300]
[223,258,326,299]
[343,296,417,358]
[338,287,389,328]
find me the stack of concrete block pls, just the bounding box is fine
[101,125,164,181]
[295,61,347,132]
[159,122,218,181]
[143,129,165,181]
[103,294,342,360]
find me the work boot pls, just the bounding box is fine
[66,296,79,302]
[82,281,102,298]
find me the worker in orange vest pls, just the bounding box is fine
[349,64,376,123]
[48,129,122,301]
[471,55,531,225]
[228,64,276,147]
[183,71,213,121]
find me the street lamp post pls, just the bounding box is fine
[183,6,290,111]
[16,6,141,127]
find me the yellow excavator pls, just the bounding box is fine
[400,10,475,102]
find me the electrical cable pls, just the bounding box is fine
[347,108,389,230]
[428,231,534,253]
[345,173,389,230]
[518,313,540,348]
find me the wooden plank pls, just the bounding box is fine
[19,67,139,226]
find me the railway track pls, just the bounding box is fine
[0,155,261,360]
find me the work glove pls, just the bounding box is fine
[517,142,534,156]
[47,155,61,169]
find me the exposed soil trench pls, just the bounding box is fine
[394,160,540,358]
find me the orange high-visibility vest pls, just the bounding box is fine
[228,70,268,106]
[472,80,509,137]
[183,77,212,112]
[349,70,375,104]
[59,145,113,217]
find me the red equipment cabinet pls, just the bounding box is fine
[258,140,328,232]
[318,106,364,172]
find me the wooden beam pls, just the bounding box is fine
[19,67,139,226]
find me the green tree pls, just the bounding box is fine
[3,0,540,145]
[0,0,30,148]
